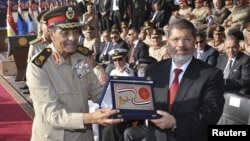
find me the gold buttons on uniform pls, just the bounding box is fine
[76,91,79,95]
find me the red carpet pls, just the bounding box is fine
[0,84,32,141]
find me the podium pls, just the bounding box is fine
[8,35,37,81]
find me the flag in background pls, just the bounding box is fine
[17,2,28,35]
[27,3,37,34]
[6,0,17,36]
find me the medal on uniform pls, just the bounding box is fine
[74,60,90,77]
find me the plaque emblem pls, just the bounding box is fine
[18,37,27,46]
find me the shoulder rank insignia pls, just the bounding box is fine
[32,48,52,68]
[77,46,91,56]
[29,37,42,45]
[124,67,131,74]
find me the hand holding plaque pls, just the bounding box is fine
[99,76,160,119]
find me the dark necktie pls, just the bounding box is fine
[169,69,183,112]
[224,59,232,79]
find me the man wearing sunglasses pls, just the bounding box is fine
[193,32,219,66]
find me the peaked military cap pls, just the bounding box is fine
[213,26,225,34]
[108,48,128,60]
[195,0,203,3]
[243,22,250,31]
[143,21,154,30]
[37,10,49,24]
[43,6,81,29]
[121,21,128,28]
[85,25,95,33]
[179,0,187,4]
[138,56,157,64]
[151,29,163,38]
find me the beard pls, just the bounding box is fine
[171,54,192,65]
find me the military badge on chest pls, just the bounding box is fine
[74,60,91,78]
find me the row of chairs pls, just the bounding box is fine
[217,91,250,125]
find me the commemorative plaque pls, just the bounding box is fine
[99,76,159,119]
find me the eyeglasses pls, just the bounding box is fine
[113,58,123,62]
[111,36,118,39]
[169,37,193,43]
[196,40,204,44]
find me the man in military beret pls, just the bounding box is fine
[26,6,123,141]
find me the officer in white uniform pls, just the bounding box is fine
[109,48,135,77]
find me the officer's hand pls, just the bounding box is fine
[83,107,124,126]
[150,110,176,130]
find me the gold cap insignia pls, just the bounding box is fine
[65,6,75,20]
[114,50,119,56]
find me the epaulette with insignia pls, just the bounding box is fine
[77,46,93,56]
[124,67,131,74]
[29,37,42,45]
[32,48,52,68]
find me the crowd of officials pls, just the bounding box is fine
[22,0,250,141]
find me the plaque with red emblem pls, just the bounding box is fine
[99,76,160,119]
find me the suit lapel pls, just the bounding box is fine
[171,58,200,113]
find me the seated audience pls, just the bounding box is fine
[239,21,250,56]
[222,0,250,37]
[207,26,226,55]
[109,48,135,77]
[194,32,219,66]
[149,29,170,61]
[216,35,250,92]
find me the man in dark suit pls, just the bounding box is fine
[193,32,219,66]
[149,1,167,28]
[143,19,225,141]
[105,30,129,75]
[98,0,112,32]
[216,35,250,92]
[110,0,129,32]
[96,30,113,68]
[127,27,149,69]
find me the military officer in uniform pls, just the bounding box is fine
[149,29,170,61]
[239,21,250,56]
[207,26,226,55]
[26,6,123,141]
[109,48,135,76]
[27,10,52,62]
[222,0,250,36]
[20,10,52,94]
